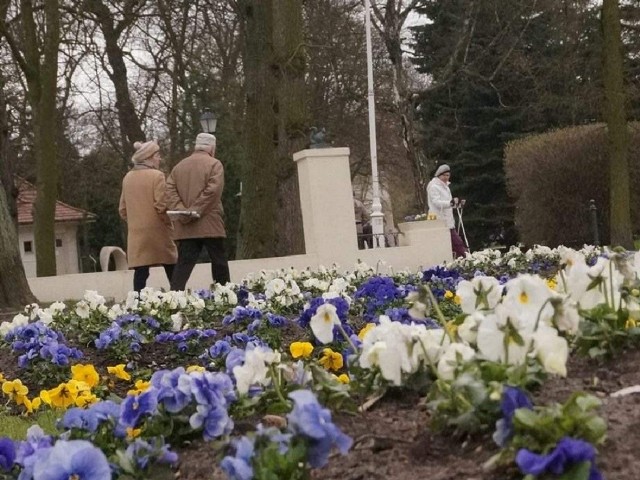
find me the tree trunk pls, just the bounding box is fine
[0,76,18,225]
[236,0,279,259]
[0,65,35,307]
[21,0,61,277]
[602,0,633,248]
[272,0,306,256]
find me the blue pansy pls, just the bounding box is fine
[516,437,602,480]
[493,386,533,447]
[0,437,16,471]
[287,390,353,468]
[119,390,158,427]
[220,436,254,480]
[31,440,111,480]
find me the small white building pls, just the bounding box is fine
[16,178,95,277]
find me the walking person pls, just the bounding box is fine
[119,140,177,292]
[166,133,230,290]
[353,194,370,249]
[426,164,468,258]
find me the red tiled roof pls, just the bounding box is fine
[16,177,96,225]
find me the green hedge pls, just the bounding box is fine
[504,122,640,247]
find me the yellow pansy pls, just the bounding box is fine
[357,323,376,341]
[68,379,91,393]
[319,348,343,371]
[444,290,454,299]
[336,374,350,384]
[127,379,151,396]
[75,391,98,408]
[107,364,131,381]
[47,382,79,409]
[39,390,52,406]
[187,365,206,373]
[21,396,42,414]
[71,364,100,388]
[289,341,314,359]
[2,379,28,399]
[126,427,142,439]
[453,294,461,305]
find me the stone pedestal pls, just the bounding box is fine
[293,148,357,258]
[397,220,449,247]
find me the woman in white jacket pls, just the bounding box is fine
[426,164,468,257]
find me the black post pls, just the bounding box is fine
[589,199,600,246]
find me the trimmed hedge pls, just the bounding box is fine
[504,122,640,247]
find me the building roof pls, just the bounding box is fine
[16,177,96,225]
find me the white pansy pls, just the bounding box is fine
[309,303,340,344]
[171,313,184,332]
[125,291,139,310]
[411,328,450,366]
[233,347,281,395]
[84,290,106,309]
[532,325,568,376]
[456,276,503,314]
[458,312,483,345]
[436,342,476,381]
[359,341,402,385]
[359,316,432,385]
[502,274,555,328]
[48,301,66,313]
[107,304,124,321]
[37,309,53,325]
[329,277,350,294]
[74,301,90,319]
[12,313,29,327]
[265,278,286,298]
[476,305,533,366]
[551,299,580,335]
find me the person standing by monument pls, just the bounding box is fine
[119,140,177,292]
[353,194,370,249]
[166,133,230,290]
[426,164,468,258]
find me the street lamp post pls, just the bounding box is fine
[200,108,217,134]
[364,0,384,248]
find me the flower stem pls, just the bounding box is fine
[269,364,289,407]
[336,323,358,354]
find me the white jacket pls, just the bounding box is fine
[427,177,455,229]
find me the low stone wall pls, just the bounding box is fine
[28,239,451,303]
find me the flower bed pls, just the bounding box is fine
[0,246,639,479]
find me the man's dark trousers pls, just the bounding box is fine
[170,238,230,290]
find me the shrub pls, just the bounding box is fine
[504,122,640,247]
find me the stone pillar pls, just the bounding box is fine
[293,148,358,258]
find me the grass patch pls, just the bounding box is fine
[0,410,59,439]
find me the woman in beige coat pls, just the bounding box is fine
[119,140,177,292]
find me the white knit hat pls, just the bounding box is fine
[195,133,216,148]
[131,140,160,164]
[434,164,451,177]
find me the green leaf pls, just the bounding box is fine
[556,460,592,480]
[513,408,539,428]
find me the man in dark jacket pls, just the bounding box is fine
[166,133,230,290]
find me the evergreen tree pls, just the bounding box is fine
[412,0,602,247]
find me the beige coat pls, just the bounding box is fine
[166,151,226,239]
[118,168,178,268]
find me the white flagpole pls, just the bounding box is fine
[365,0,385,248]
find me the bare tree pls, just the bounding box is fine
[602,0,633,248]
[0,0,62,277]
[0,74,35,308]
